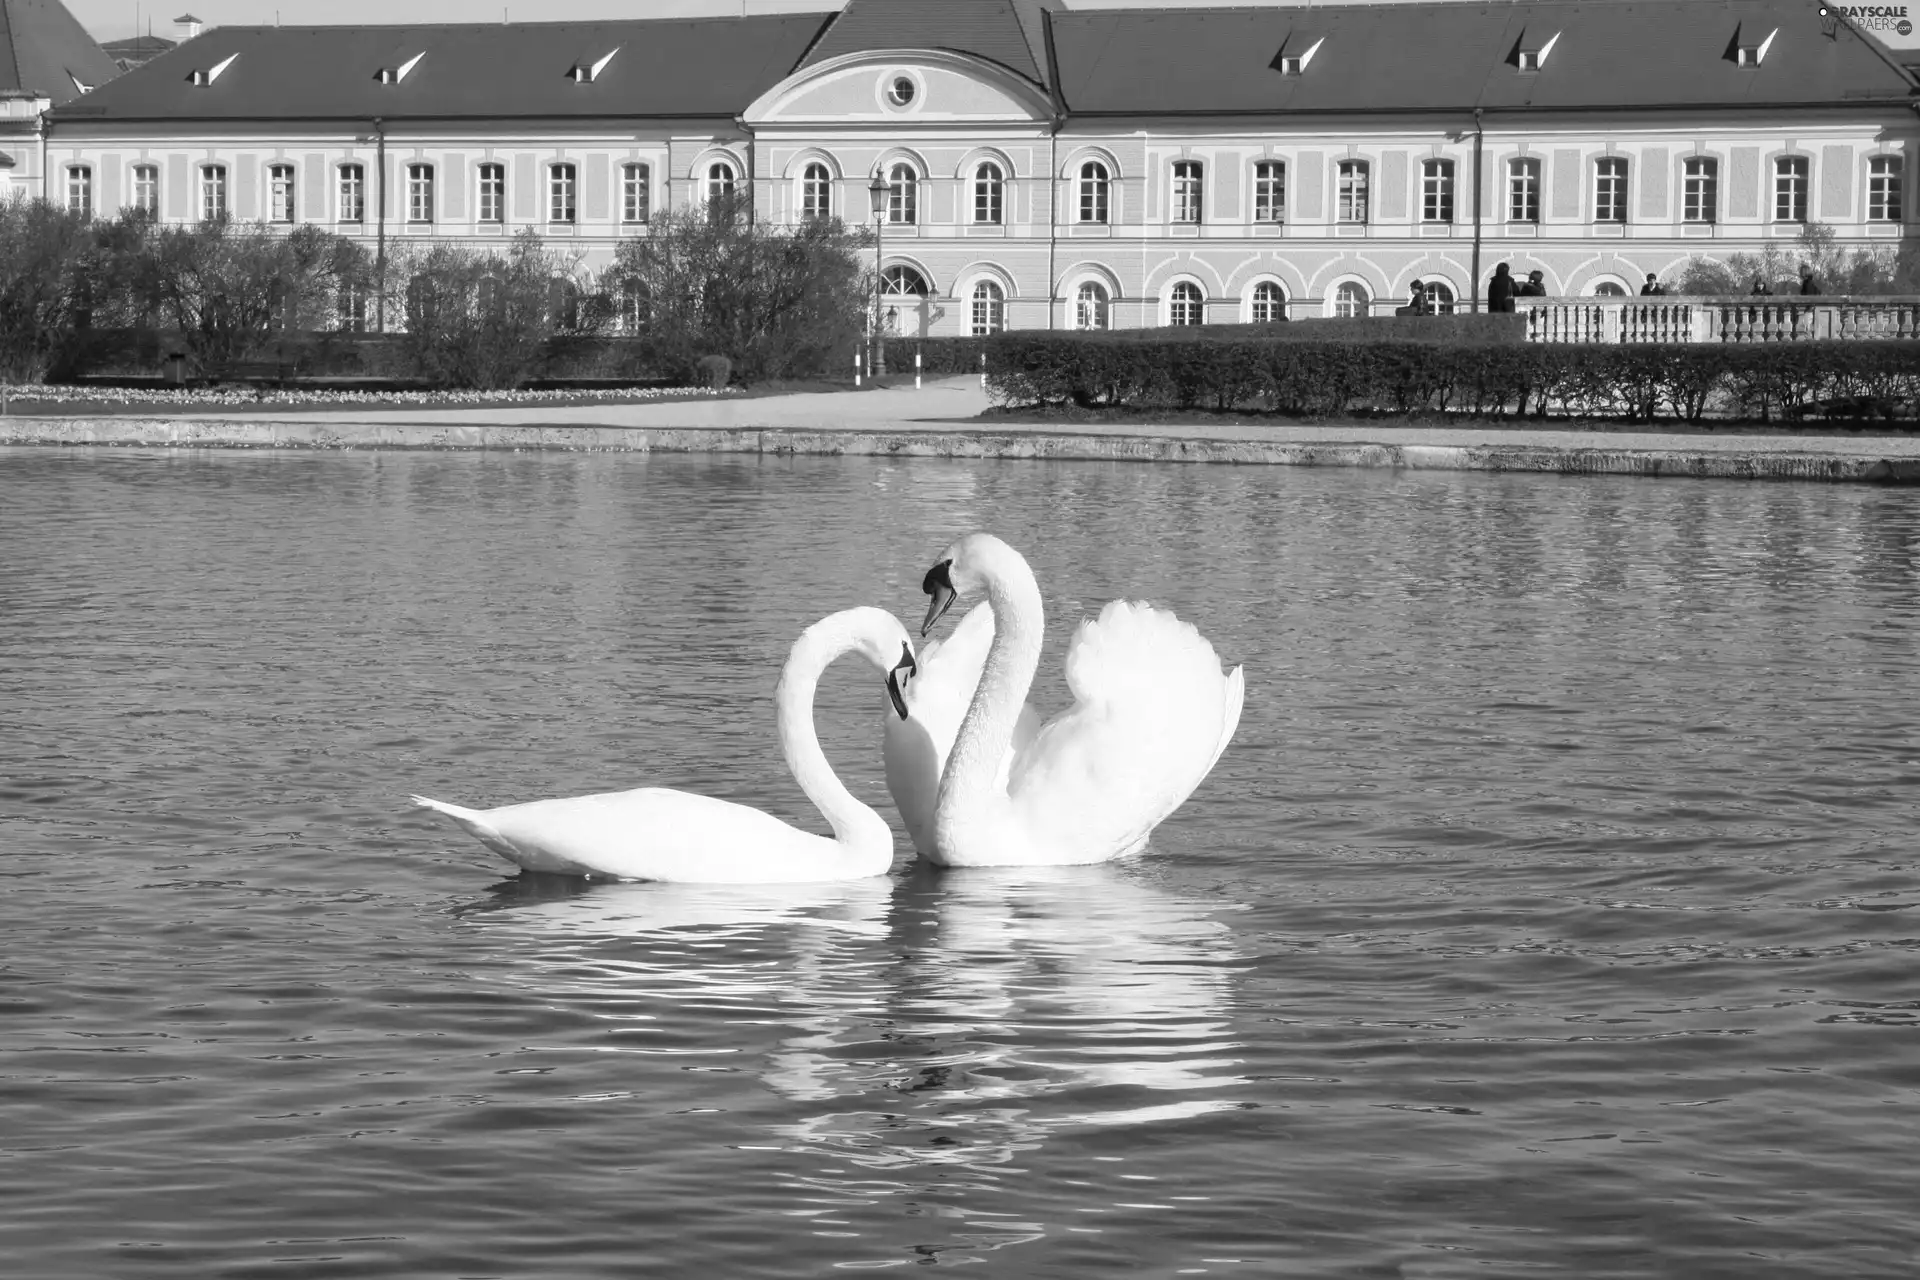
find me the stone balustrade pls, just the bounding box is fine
[1516,296,1920,344]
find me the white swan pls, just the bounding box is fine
[411,607,919,884]
[917,533,1244,868]
[882,601,1041,858]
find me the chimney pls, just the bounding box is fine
[174,13,204,40]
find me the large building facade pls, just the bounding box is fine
[34,0,1920,330]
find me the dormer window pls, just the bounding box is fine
[68,72,93,95]
[188,52,235,86]
[1276,36,1324,76]
[1726,25,1777,67]
[569,49,618,82]
[1515,32,1560,72]
[376,52,424,84]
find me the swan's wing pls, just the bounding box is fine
[421,786,856,883]
[882,602,1038,855]
[1006,600,1239,858]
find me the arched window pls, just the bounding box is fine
[1250,280,1285,323]
[1590,280,1628,297]
[335,281,367,334]
[1508,157,1540,223]
[267,163,295,224]
[406,163,433,224]
[66,165,92,219]
[1078,161,1109,224]
[476,163,504,225]
[1253,161,1285,223]
[131,164,159,217]
[1594,157,1628,224]
[1171,160,1202,224]
[707,160,737,203]
[1168,280,1203,326]
[887,162,918,225]
[800,162,832,221]
[1421,281,1456,314]
[881,266,930,298]
[548,277,581,330]
[200,164,228,221]
[970,280,1005,335]
[1333,281,1370,318]
[974,162,1004,224]
[1075,280,1109,330]
[619,279,650,332]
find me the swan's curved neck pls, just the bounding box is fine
[938,542,1044,822]
[776,619,894,870]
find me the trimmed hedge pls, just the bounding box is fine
[982,331,1920,423]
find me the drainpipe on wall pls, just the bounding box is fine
[1470,108,1484,312]
[1046,122,1059,329]
[374,118,387,333]
[40,113,51,203]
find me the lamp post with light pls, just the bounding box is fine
[867,171,889,377]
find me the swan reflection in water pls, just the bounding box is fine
[460,865,1248,1254]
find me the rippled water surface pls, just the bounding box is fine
[4,447,1919,1279]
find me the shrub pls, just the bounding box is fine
[981,329,1920,425]
[696,353,732,388]
[395,230,599,390]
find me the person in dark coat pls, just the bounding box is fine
[1749,275,1773,296]
[1639,272,1666,296]
[1487,263,1515,312]
[1798,264,1821,295]
[1520,269,1547,297]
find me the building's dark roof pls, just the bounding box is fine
[54,14,834,121]
[1051,0,1917,115]
[101,33,177,59]
[0,0,122,103]
[798,0,1053,87]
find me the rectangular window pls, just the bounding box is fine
[1078,162,1109,224]
[132,164,158,216]
[66,166,92,218]
[622,163,649,224]
[549,163,576,224]
[886,164,916,225]
[1337,160,1369,224]
[1869,156,1902,223]
[407,164,434,224]
[200,164,227,221]
[1252,161,1285,223]
[338,164,365,224]
[477,163,504,224]
[1683,157,1718,223]
[1774,156,1809,223]
[269,163,296,224]
[1508,157,1540,223]
[1594,157,1628,224]
[1171,160,1202,224]
[1421,159,1453,223]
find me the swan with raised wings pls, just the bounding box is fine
[882,601,1041,858]
[918,533,1243,868]
[411,607,919,884]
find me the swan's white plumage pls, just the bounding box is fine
[412,608,905,884]
[927,535,1243,868]
[882,601,1040,857]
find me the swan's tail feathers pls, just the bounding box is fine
[1209,665,1246,775]
[411,795,520,861]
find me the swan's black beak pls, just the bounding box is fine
[920,560,957,637]
[885,641,917,720]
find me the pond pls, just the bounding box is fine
[3,447,1917,1278]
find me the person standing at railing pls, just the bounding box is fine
[1749,275,1773,296]
[1520,270,1547,297]
[1488,263,1516,312]
[1640,272,1667,296]
[1798,264,1822,296]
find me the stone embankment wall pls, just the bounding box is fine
[3,418,1918,484]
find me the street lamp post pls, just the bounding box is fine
[868,172,889,378]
